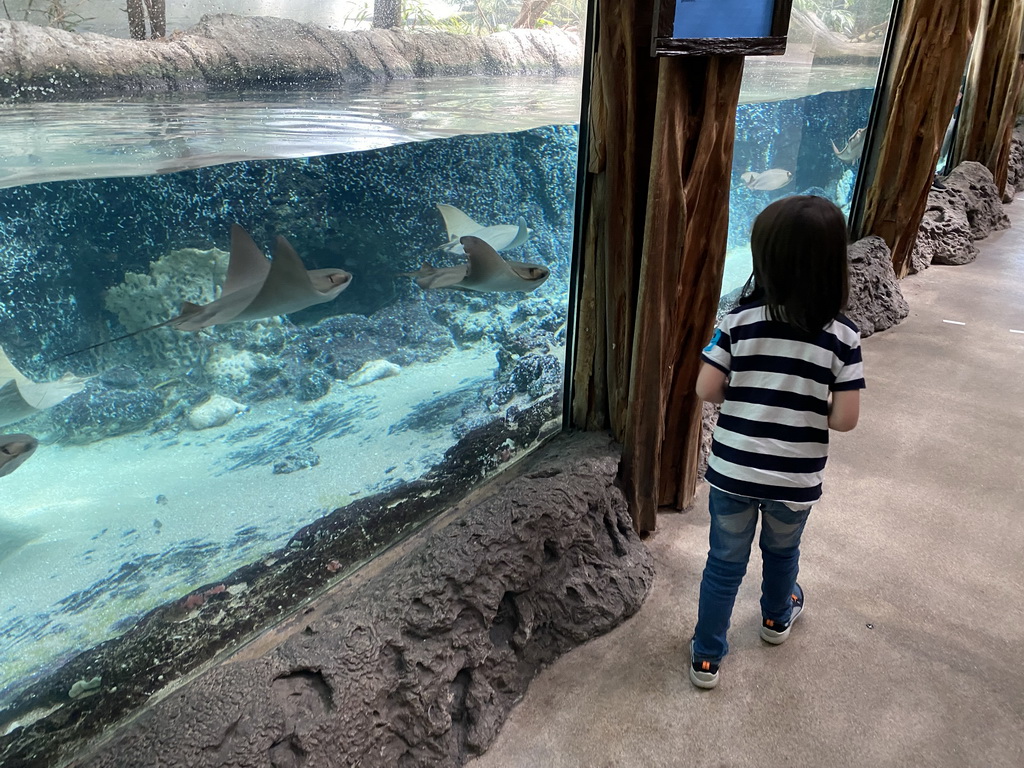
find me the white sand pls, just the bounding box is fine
[0,344,502,699]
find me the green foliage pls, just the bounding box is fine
[1,0,93,31]
[348,0,585,34]
[794,0,856,36]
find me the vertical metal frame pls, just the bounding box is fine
[560,0,599,429]
[848,0,909,239]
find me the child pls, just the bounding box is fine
[690,195,865,689]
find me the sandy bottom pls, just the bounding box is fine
[0,344,504,703]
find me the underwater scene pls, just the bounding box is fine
[0,118,578,719]
[722,0,898,297]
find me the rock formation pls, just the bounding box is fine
[845,235,909,337]
[0,15,584,100]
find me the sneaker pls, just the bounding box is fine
[689,639,720,689]
[760,584,805,645]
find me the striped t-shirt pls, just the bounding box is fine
[701,301,866,505]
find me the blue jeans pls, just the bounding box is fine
[692,487,811,663]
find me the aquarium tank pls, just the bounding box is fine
[0,0,589,743]
[722,0,900,298]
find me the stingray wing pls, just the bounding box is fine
[232,236,328,321]
[0,434,37,478]
[416,265,469,290]
[225,224,272,295]
[437,204,481,242]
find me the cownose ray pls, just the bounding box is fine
[740,169,794,191]
[56,225,354,359]
[0,345,88,426]
[832,127,867,164]
[436,204,532,255]
[0,433,38,477]
[402,235,549,293]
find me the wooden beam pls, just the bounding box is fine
[957,0,1024,191]
[858,0,984,277]
[571,0,659,437]
[621,55,744,532]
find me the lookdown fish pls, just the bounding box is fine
[741,169,794,191]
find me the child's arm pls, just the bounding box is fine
[695,362,728,404]
[828,390,860,432]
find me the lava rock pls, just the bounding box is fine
[943,161,1010,239]
[846,236,909,337]
[910,186,978,271]
[295,371,332,402]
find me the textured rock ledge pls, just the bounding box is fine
[62,431,652,768]
[911,160,1011,273]
[0,15,584,100]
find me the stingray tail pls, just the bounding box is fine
[47,317,176,362]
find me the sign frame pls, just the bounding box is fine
[652,0,794,57]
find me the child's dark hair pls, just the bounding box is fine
[740,195,849,334]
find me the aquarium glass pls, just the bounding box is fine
[723,0,899,298]
[0,0,588,738]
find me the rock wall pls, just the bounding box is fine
[0,15,583,100]
[23,431,653,768]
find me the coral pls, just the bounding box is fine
[203,349,266,398]
[103,246,229,364]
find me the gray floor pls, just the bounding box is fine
[470,204,1024,768]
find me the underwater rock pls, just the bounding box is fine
[49,382,164,444]
[846,236,909,338]
[188,394,247,430]
[943,161,1011,239]
[272,448,321,475]
[910,186,978,272]
[68,676,101,700]
[347,360,401,387]
[204,349,266,398]
[98,366,143,390]
[295,371,331,402]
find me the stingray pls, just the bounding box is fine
[436,204,532,255]
[59,225,353,358]
[740,169,794,191]
[0,346,88,426]
[0,433,38,477]
[402,235,549,293]
[832,127,867,164]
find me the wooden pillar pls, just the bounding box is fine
[621,56,744,532]
[858,0,984,277]
[956,0,1024,191]
[572,0,658,437]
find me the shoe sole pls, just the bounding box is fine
[761,599,804,645]
[689,666,719,689]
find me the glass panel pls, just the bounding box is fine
[0,0,587,725]
[723,0,899,299]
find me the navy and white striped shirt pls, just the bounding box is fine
[701,301,866,505]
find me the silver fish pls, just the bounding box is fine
[741,169,794,191]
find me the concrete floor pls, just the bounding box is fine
[470,204,1024,768]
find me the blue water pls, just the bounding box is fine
[0,124,578,714]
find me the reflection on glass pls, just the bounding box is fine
[722,0,898,298]
[0,12,584,718]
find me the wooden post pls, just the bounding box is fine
[858,0,984,277]
[956,0,1024,191]
[572,0,658,437]
[621,55,744,532]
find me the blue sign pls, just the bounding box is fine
[673,0,774,39]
